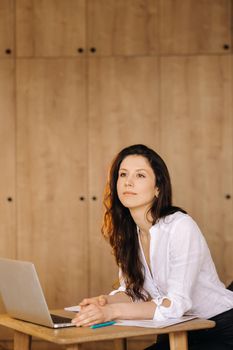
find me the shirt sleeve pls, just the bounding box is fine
[153,216,205,320]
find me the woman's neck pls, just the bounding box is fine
[129,207,153,236]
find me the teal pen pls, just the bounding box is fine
[90,321,116,329]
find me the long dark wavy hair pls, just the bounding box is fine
[101,144,186,301]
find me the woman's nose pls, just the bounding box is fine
[125,177,133,187]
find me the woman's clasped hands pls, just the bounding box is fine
[71,295,116,327]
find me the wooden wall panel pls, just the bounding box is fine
[16,0,86,57]
[160,55,232,284]
[87,0,159,56]
[88,57,160,296]
[0,60,16,259]
[0,59,16,339]
[225,55,233,285]
[87,0,231,56]
[0,0,14,57]
[16,59,88,307]
[13,0,233,58]
[160,0,231,54]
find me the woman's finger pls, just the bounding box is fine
[79,298,93,306]
[98,295,107,306]
[72,305,100,323]
[72,311,104,327]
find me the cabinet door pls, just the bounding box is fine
[16,58,88,307]
[0,0,14,57]
[87,0,159,56]
[0,59,16,338]
[88,56,160,296]
[160,55,232,284]
[0,60,16,259]
[160,0,231,54]
[87,0,230,56]
[16,0,85,57]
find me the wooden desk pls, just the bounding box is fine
[0,312,215,350]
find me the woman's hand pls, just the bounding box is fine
[79,295,107,308]
[72,303,115,327]
[72,301,157,327]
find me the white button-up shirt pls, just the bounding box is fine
[110,212,233,321]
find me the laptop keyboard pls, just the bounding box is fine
[50,314,72,324]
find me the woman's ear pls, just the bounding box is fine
[155,187,159,198]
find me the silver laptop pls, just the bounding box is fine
[0,258,75,328]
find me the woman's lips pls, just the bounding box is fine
[123,191,137,195]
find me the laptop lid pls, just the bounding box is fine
[0,258,74,328]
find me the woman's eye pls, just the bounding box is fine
[119,172,126,177]
[137,173,146,178]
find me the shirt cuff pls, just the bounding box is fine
[151,297,172,321]
[109,286,126,296]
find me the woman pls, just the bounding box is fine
[72,144,233,349]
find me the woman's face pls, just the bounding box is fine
[117,155,159,212]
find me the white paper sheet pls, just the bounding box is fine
[115,316,196,328]
[64,305,81,312]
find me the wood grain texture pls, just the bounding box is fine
[0,337,157,350]
[14,331,31,350]
[169,331,187,350]
[88,0,231,56]
[0,314,215,345]
[113,338,127,350]
[87,0,159,56]
[16,59,89,307]
[14,0,231,57]
[160,0,231,54]
[88,56,160,296]
[0,58,16,340]
[0,0,14,57]
[160,55,233,283]
[65,346,80,350]
[16,0,86,57]
[0,60,16,259]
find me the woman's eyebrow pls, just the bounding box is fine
[119,168,148,171]
[119,168,150,172]
[135,168,147,171]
